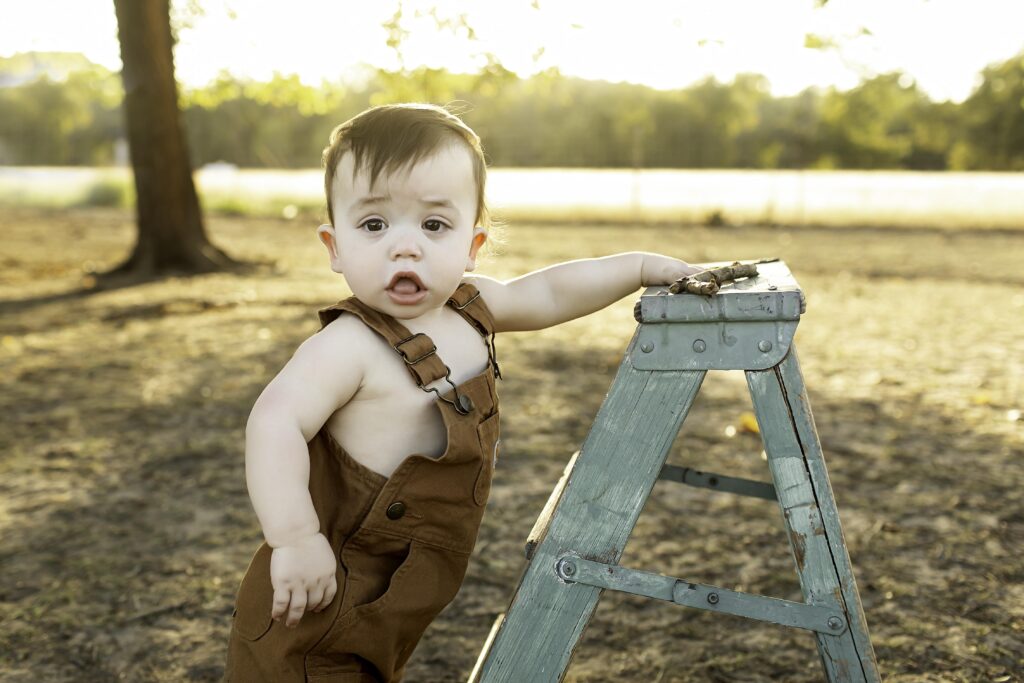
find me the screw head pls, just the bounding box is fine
[827,616,843,631]
[758,340,773,353]
[558,559,577,579]
[692,339,707,353]
[707,592,719,605]
[640,342,654,353]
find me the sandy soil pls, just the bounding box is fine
[0,207,1021,682]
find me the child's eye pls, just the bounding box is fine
[423,219,449,232]
[360,218,386,232]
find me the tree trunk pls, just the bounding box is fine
[109,0,239,277]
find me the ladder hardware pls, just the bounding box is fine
[631,319,798,371]
[658,464,777,500]
[555,556,847,636]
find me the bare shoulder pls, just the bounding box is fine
[250,312,377,441]
[462,274,502,300]
[314,311,382,353]
[462,273,549,333]
[461,274,514,330]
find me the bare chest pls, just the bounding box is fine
[324,312,490,477]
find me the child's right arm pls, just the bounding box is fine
[244,316,366,628]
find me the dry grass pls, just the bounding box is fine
[1,207,1021,681]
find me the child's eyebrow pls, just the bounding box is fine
[354,195,391,208]
[352,196,456,210]
[421,198,457,210]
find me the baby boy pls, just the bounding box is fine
[224,103,699,682]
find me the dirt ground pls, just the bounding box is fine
[1,206,1021,682]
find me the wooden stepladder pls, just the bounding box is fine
[472,261,880,682]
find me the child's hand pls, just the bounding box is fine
[640,254,702,286]
[269,532,338,628]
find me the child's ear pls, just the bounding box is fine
[317,224,344,274]
[465,228,487,272]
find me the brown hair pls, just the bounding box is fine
[322,103,491,232]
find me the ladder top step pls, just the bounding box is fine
[635,260,805,324]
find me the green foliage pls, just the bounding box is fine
[3,50,1024,171]
[79,178,131,207]
[954,54,1024,170]
[0,56,123,165]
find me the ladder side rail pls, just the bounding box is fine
[746,351,878,683]
[525,450,580,560]
[479,338,706,682]
[774,348,881,679]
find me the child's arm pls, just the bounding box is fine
[244,316,366,627]
[466,251,700,333]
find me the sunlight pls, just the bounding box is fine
[2,0,1023,102]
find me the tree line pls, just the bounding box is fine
[2,50,1022,171]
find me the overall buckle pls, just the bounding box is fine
[394,333,437,365]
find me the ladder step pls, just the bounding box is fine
[659,464,777,500]
[554,556,847,636]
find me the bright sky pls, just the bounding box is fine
[2,0,1022,103]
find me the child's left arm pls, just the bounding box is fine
[466,252,700,333]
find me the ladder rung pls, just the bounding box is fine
[555,556,847,636]
[659,464,777,500]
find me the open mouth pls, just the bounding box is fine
[386,271,428,305]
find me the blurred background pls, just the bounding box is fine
[1,1,1022,682]
[2,0,1024,226]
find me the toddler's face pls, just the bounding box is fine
[320,143,485,320]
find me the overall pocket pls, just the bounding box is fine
[474,412,500,506]
[231,543,275,641]
[337,533,416,622]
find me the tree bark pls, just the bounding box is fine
[109,0,238,277]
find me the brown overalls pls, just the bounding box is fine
[225,283,501,682]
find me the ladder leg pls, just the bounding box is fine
[478,341,706,682]
[746,346,880,682]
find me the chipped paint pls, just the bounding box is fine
[789,528,807,570]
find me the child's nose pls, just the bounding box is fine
[388,226,423,260]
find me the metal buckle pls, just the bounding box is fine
[449,290,481,310]
[394,333,437,365]
[418,365,474,415]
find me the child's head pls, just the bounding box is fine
[321,103,490,233]
[317,103,496,318]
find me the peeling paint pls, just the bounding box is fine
[789,528,807,570]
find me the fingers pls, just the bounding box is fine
[312,577,338,612]
[270,578,338,630]
[307,584,326,613]
[271,587,291,622]
[271,585,310,628]
[285,591,307,627]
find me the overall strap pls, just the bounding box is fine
[448,282,502,380]
[318,299,451,391]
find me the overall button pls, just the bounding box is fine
[386,501,406,520]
